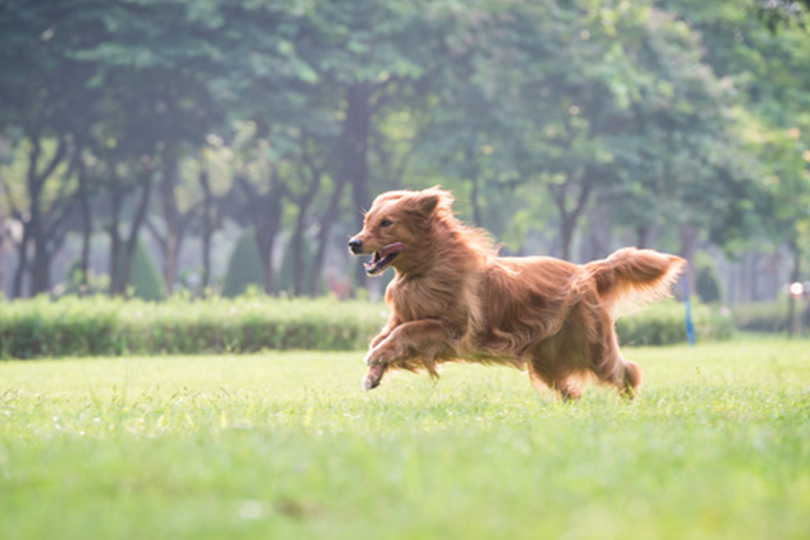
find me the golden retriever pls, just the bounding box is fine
[349,187,685,399]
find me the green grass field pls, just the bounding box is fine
[1,339,809,540]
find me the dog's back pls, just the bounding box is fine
[475,249,683,357]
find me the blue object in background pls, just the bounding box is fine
[684,278,696,346]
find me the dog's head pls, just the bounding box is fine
[349,187,454,276]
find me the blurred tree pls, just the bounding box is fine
[0,0,104,296]
[2,0,810,303]
[595,6,765,288]
[124,240,165,301]
[289,131,327,296]
[665,0,810,325]
[302,0,441,286]
[76,0,229,292]
[756,0,809,32]
[222,229,263,298]
[193,148,231,294]
[418,1,720,262]
[695,252,722,303]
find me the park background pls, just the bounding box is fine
[2,3,810,540]
[0,0,809,338]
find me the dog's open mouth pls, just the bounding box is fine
[364,242,406,275]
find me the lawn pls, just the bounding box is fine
[1,339,809,540]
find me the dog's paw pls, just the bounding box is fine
[364,349,380,366]
[362,364,386,391]
[364,344,399,366]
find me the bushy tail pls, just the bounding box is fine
[584,247,686,314]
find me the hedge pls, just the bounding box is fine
[616,300,734,346]
[0,295,388,359]
[0,295,732,360]
[731,300,810,334]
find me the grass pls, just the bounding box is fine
[1,339,809,540]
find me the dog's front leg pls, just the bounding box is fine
[362,319,452,390]
[369,315,400,350]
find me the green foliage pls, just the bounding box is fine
[732,301,788,333]
[64,263,111,296]
[0,296,734,360]
[694,253,722,304]
[616,300,734,346]
[221,230,264,298]
[62,241,164,300]
[278,236,317,296]
[731,300,810,334]
[3,0,810,302]
[127,241,165,301]
[1,340,809,539]
[0,296,388,359]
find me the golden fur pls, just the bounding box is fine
[349,187,685,399]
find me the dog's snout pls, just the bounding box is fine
[348,238,363,254]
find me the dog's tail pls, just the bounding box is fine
[584,247,686,314]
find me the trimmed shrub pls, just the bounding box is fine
[616,300,735,346]
[695,253,721,304]
[278,237,317,296]
[731,301,810,334]
[62,241,164,300]
[0,295,734,360]
[0,295,388,359]
[222,231,264,298]
[128,241,165,301]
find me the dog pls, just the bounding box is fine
[349,187,685,399]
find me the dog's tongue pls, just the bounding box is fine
[380,242,406,258]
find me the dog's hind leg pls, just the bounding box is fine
[527,355,581,401]
[619,359,642,398]
[554,378,582,402]
[590,326,642,399]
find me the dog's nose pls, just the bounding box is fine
[348,238,363,254]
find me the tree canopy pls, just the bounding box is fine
[0,0,808,301]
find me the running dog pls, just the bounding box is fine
[349,187,685,399]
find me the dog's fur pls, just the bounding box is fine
[349,187,685,399]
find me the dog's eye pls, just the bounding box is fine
[379,219,393,228]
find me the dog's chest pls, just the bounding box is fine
[387,276,464,322]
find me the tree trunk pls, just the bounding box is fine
[159,140,182,294]
[560,214,576,262]
[108,173,124,296]
[339,83,373,289]
[291,174,319,297]
[77,161,92,293]
[257,187,283,295]
[291,205,308,297]
[26,134,67,296]
[583,201,611,261]
[553,169,595,262]
[121,171,154,293]
[12,226,29,299]
[678,223,699,297]
[29,190,51,296]
[237,172,285,296]
[259,235,277,295]
[28,152,47,296]
[635,219,661,250]
[312,180,346,297]
[199,161,213,293]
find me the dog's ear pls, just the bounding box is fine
[416,192,440,216]
[412,187,452,217]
